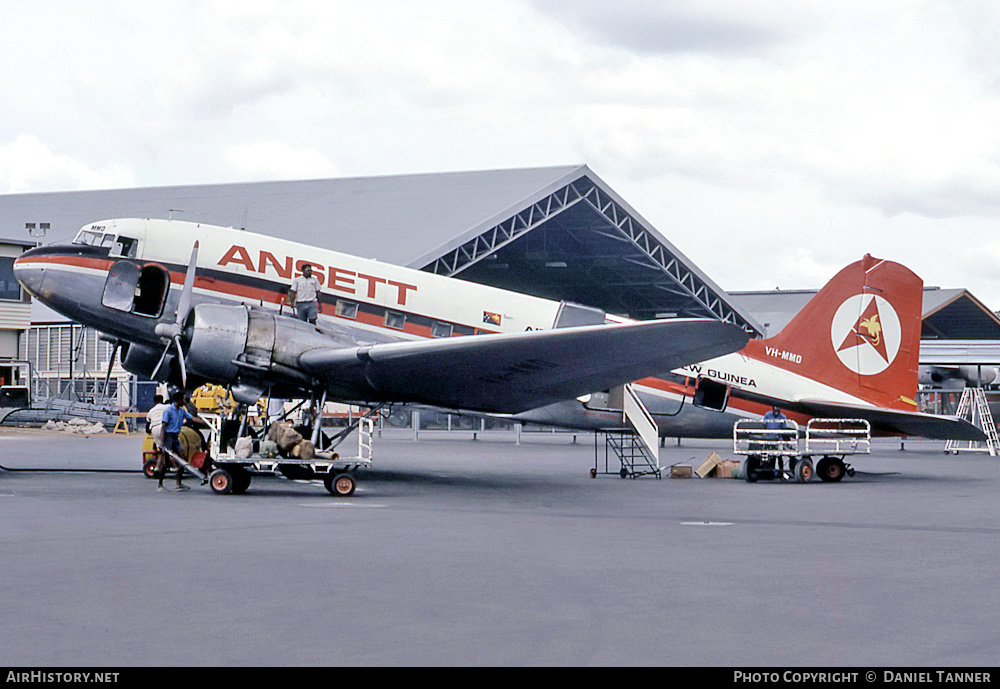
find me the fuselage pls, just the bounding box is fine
[15,218,902,438]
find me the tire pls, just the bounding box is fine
[744,456,759,483]
[142,458,158,479]
[324,472,356,497]
[209,468,234,495]
[589,468,597,479]
[795,457,813,483]
[231,468,252,495]
[816,456,846,483]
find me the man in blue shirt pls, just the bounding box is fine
[763,406,792,478]
[155,391,207,492]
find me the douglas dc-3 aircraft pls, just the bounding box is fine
[15,219,981,485]
[14,218,749,422]
[513,253,985,462]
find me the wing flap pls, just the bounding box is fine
[299,319,749,413]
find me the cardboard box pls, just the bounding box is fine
[695,451,723,478]
[670,464,692,478]
[713,460,739,479]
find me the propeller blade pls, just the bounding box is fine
[101,342,120,399]
[176,240,199,325]
[151,342,172,382]
[173,335,187,388]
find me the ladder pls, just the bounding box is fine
[945,387,999,456]
[593,384,661,478]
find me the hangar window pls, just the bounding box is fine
[431,322,453,338]
[336,300,358,319]
[385,311,406,330]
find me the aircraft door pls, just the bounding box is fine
[101,261,170,317]
[692,377,730,411]
[102,261,140,312]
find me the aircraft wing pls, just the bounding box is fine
[299,319,749,414]
[734,389,986,441]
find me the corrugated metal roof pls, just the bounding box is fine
[1,166,765,332]
[731,287,1000,340]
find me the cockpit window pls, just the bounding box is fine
[72,229,116,248]
[110,236,137,258]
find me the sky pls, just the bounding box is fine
[2,1,1000,308]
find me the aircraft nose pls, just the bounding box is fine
[13,255,48,299]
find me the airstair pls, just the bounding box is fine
[945,387,999,456]
[592,384,661,479]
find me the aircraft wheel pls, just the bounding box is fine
[795,457,813,483]
[142,458,158,479]
[816,456,846,483]
[744,456,759,483]
[209,468,234,495]
[325,472,356,497]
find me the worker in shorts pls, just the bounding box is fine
[156,391,207,492]
[289,264,322,324]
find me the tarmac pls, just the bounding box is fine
[1,426,999,667]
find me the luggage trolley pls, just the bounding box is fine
[733,418,870,483]
[194,411,375,496]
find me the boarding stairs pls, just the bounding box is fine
[945,387,999,456]
[593,384,661,479]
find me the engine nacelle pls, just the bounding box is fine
[121,341,175,380]
[183,304,344,392]
[919,365,999,388]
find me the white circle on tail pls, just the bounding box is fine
[830,294,901,376]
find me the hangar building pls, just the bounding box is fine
[0,165,761,404]
[1,164,998,408]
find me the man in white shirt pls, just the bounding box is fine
[145,394,170,448]
[289,264,322,324]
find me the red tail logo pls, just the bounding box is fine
[832,294,901,375]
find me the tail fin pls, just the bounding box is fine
[744,254,923,410]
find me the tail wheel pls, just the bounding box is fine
[325,472,357,497]
[816,456,846,482]
[210,468,234,495]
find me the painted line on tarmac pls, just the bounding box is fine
[681,521,735,526]
[298,502,386,508]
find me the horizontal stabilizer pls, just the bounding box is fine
[736,389,986,442]
[299,319,749,414]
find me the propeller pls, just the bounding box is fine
[152,241,199,387]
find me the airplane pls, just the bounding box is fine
[512,253,986,479]
[13,217,748,444]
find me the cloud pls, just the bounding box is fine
[0,135,134,194]
[223,141,340,181]
[529,0,824,56]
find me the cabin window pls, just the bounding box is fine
[336,300,358,319]
[431,321,453,338]
[385,311,406,330]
